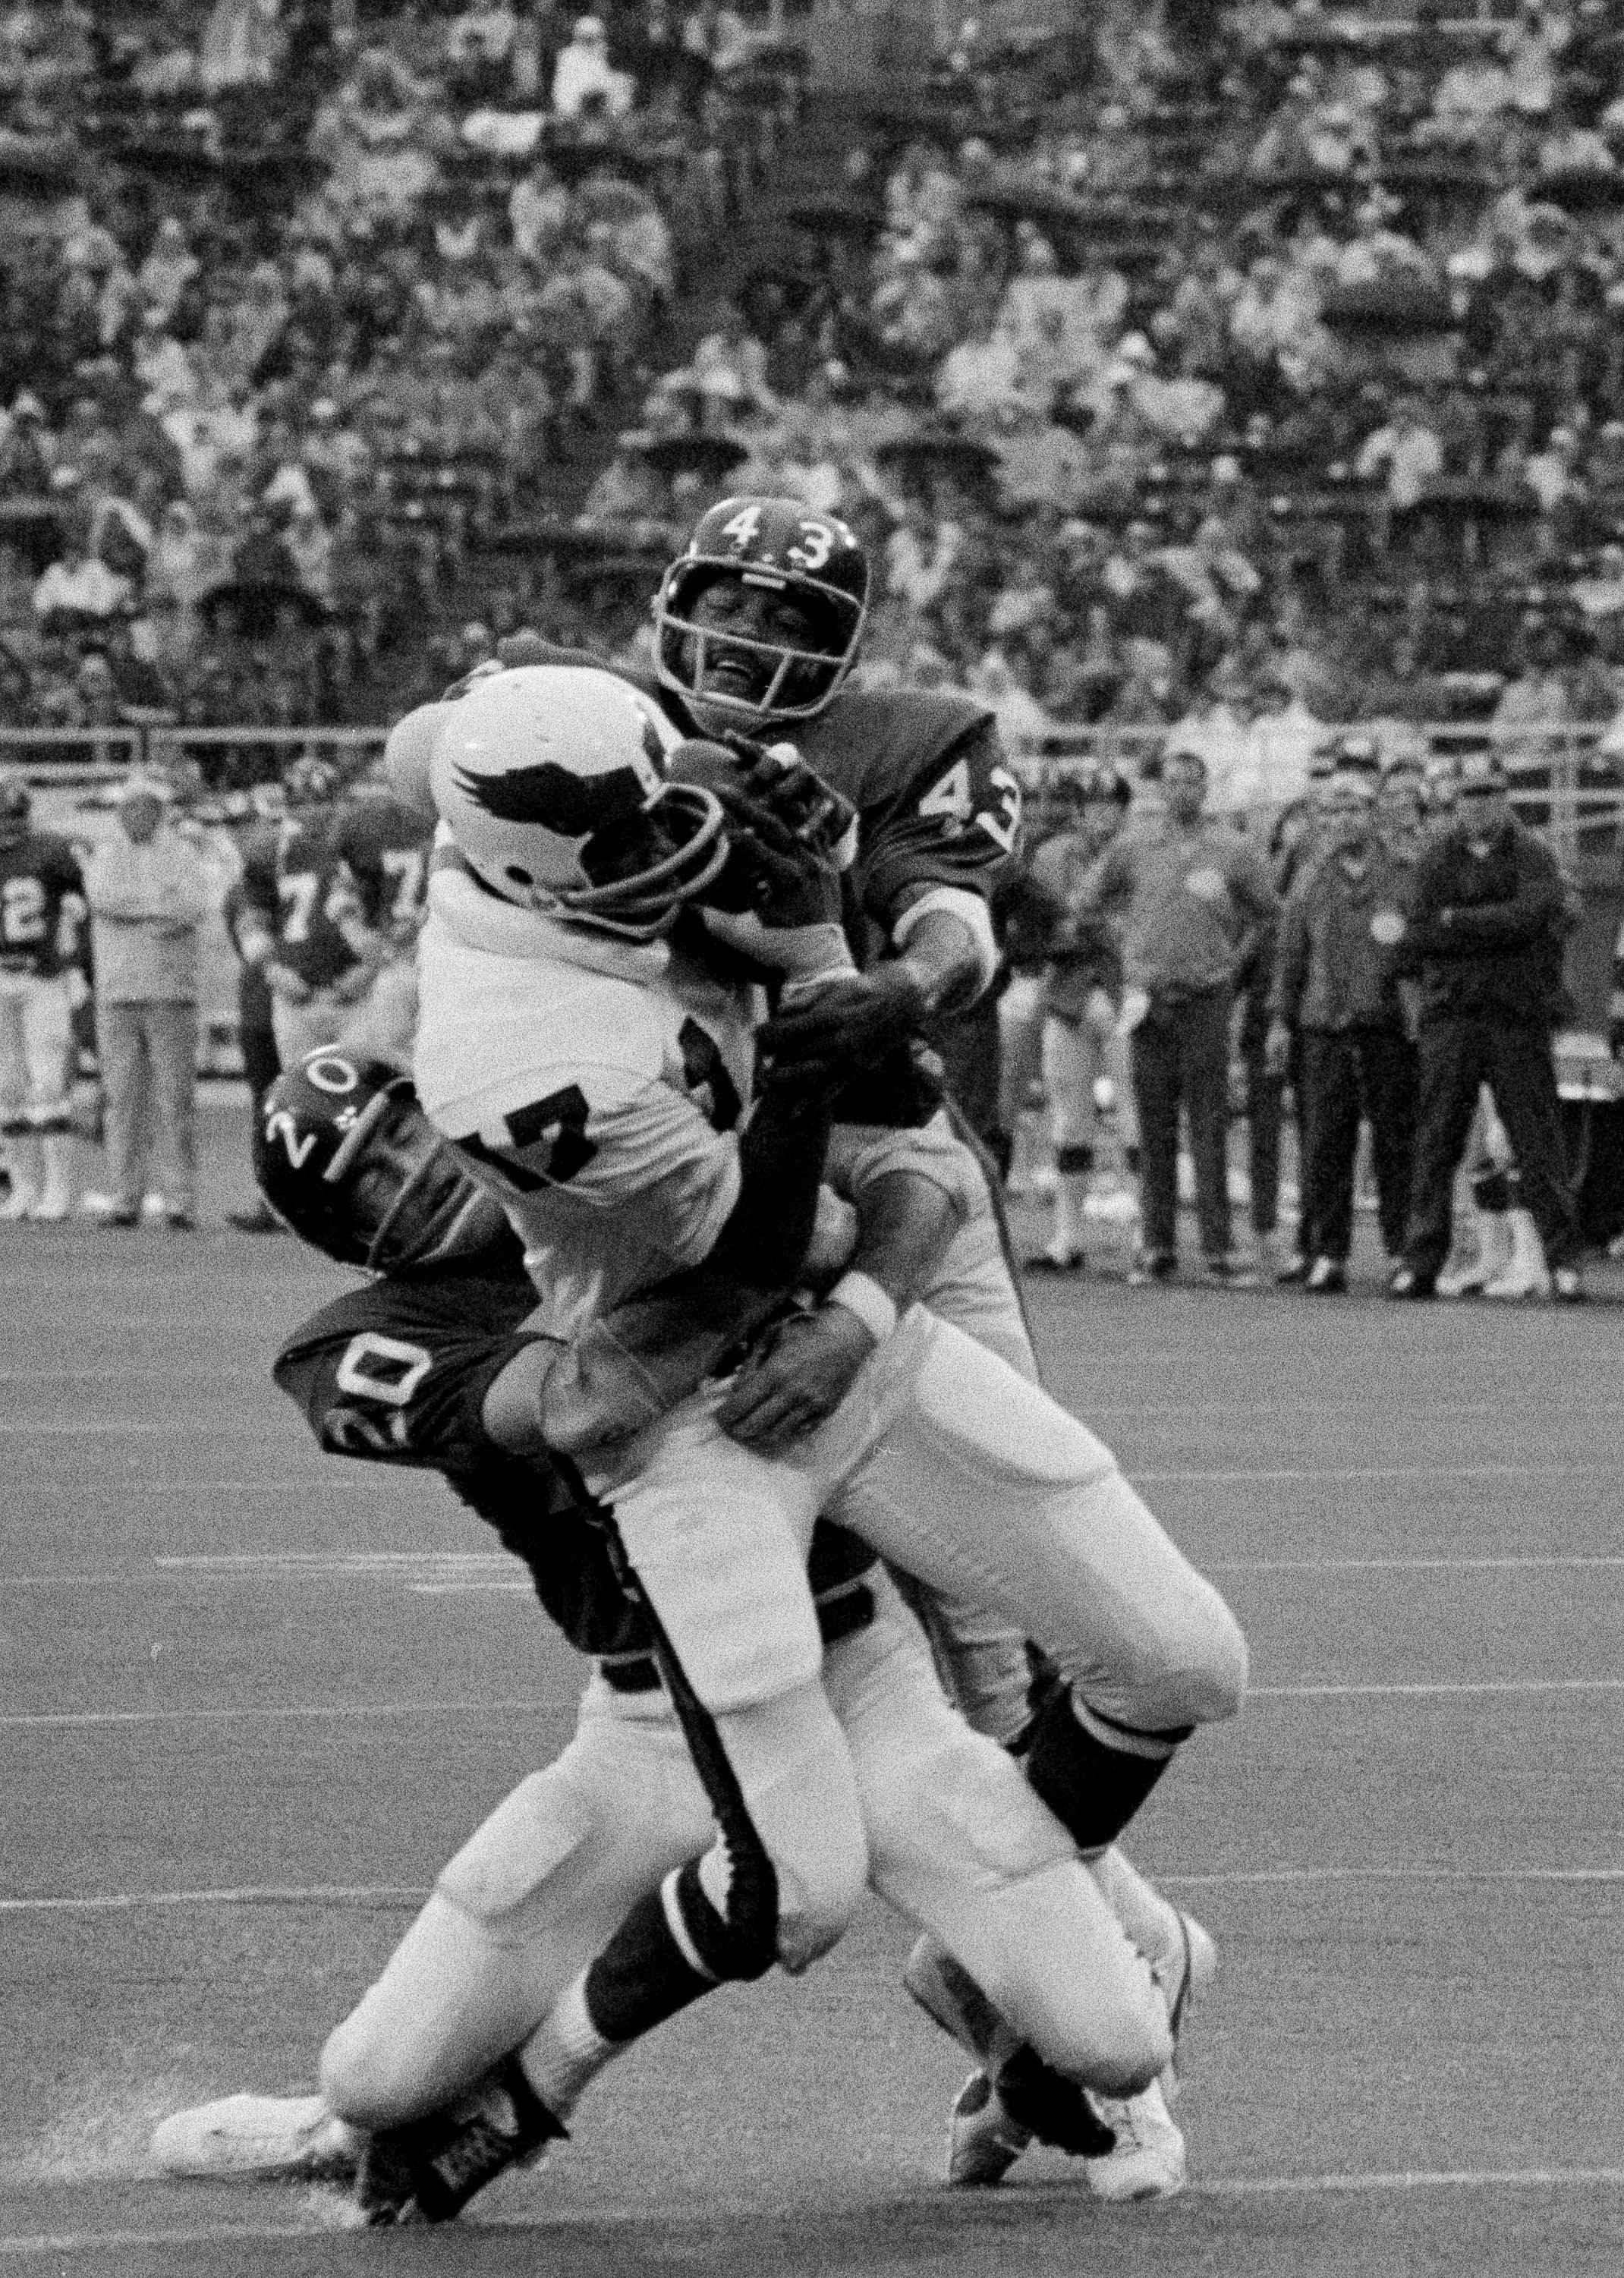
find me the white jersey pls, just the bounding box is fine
[414,854,759,1341]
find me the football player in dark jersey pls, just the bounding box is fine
[0,769,89,1219]
[153,1051,1203,2219]
[236,755,430,1070]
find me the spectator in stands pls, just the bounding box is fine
[83,771,211,1230]
[551,14,632,119]
[33,525,131,630]
[1390,750,1583,1301]
[1076,747,1277,1287]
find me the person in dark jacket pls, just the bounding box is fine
[1388,750,1583,1301]
[1266,764,1417,1292]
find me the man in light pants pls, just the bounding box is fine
[83,772,211,1228]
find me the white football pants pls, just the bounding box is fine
[319,1573,1171,2131]
[0,968,74,1205]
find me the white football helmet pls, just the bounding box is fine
[427,664,728,938]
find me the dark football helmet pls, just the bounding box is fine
[0,769,30,846]
[254,1050,513,1273]
[284,755,341,810]
[654,496,870,731]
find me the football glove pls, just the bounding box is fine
[758,958,930,1084]
[697,781,854,985]
[672,733,858,868]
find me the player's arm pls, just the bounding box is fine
[715,1119,975,1451]
[757,719,1018,1081]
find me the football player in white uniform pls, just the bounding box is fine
[0,770,87,1220]
[407,665,1244,2038]
[153,1052,1202,2220]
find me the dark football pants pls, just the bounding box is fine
[1130,988,1232,1263]
[1402,1015,1580,1278]
[1300,1025,1417,1263]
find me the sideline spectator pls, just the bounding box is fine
[1389,752,1583,1301]
[1267,765,1417,1292]
[83,772,211,1229]
[1078,750,1277,1286]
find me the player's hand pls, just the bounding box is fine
[716,1304,877,1452]
[696,783,853,983]
[263,961,313,1005]
[670,735,857,865]
[759,959,929,1084]
[1264,1017,1292,1081]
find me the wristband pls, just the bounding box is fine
[826,1270,897,1345]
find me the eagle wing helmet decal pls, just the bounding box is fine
[449,757,648,839]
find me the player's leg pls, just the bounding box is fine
[154,1682,712,2183]
[839,1575,1169,2091]
[336,955,417,1071]
[832,1314,1248,1854]
[0,977,42,1216]
[21,971,77,1219]
[584,1389,887,1973]
[145,999,199,1223]
[1034,1011,1095,1270]
[94,996,148,1221]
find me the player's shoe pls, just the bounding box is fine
[1084,2078,1186,2201]
[30,1186,73,1222]
[354,2059,566,2226]
[945,2069,1032,2187]
[903,1938,1114,2188]
[0,1182,39,1221]
[150,2091,360,2181]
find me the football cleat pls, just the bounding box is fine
[150,2091,360,2182]
[1084,2078,1187,2202]
[354,2059,566,2226]
[946,2070,1032,2188]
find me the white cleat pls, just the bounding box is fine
[946,2070,1032,2188]
[1084,2078,1186,2202]
[30,1189,73,1222]
[0,1185,39,1221]
[150,2091,360,2182]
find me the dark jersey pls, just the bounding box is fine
[0,829,85,979]
[240,811,363,991]
[273,1264,876,1662]
[330,789,433,947]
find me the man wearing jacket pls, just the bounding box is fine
[1077,748,1277,1285]
[1266,765,1416,1292]
[1388,750,1583,1301]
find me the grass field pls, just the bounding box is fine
[2,1095,1621,2278]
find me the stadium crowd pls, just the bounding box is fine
[0,0,1620,1297]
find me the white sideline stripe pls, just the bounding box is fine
[8,1675,1624,1729]
[1,2170,1622,2254]
[8,1865,1624,1916]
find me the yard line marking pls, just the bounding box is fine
[1,2170,1621,2253]
[1191,2167,1624,2199]
[1252,1678,1624,1697]
[1135,1464,1615,1484]
[1208,1555,1624,1572]
[8,1679,1624,1729]
[1161,1867,1624,1886]
[0,1883,426,1914]
[8,1865,1623,1916]
[0,1699,554,1729]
